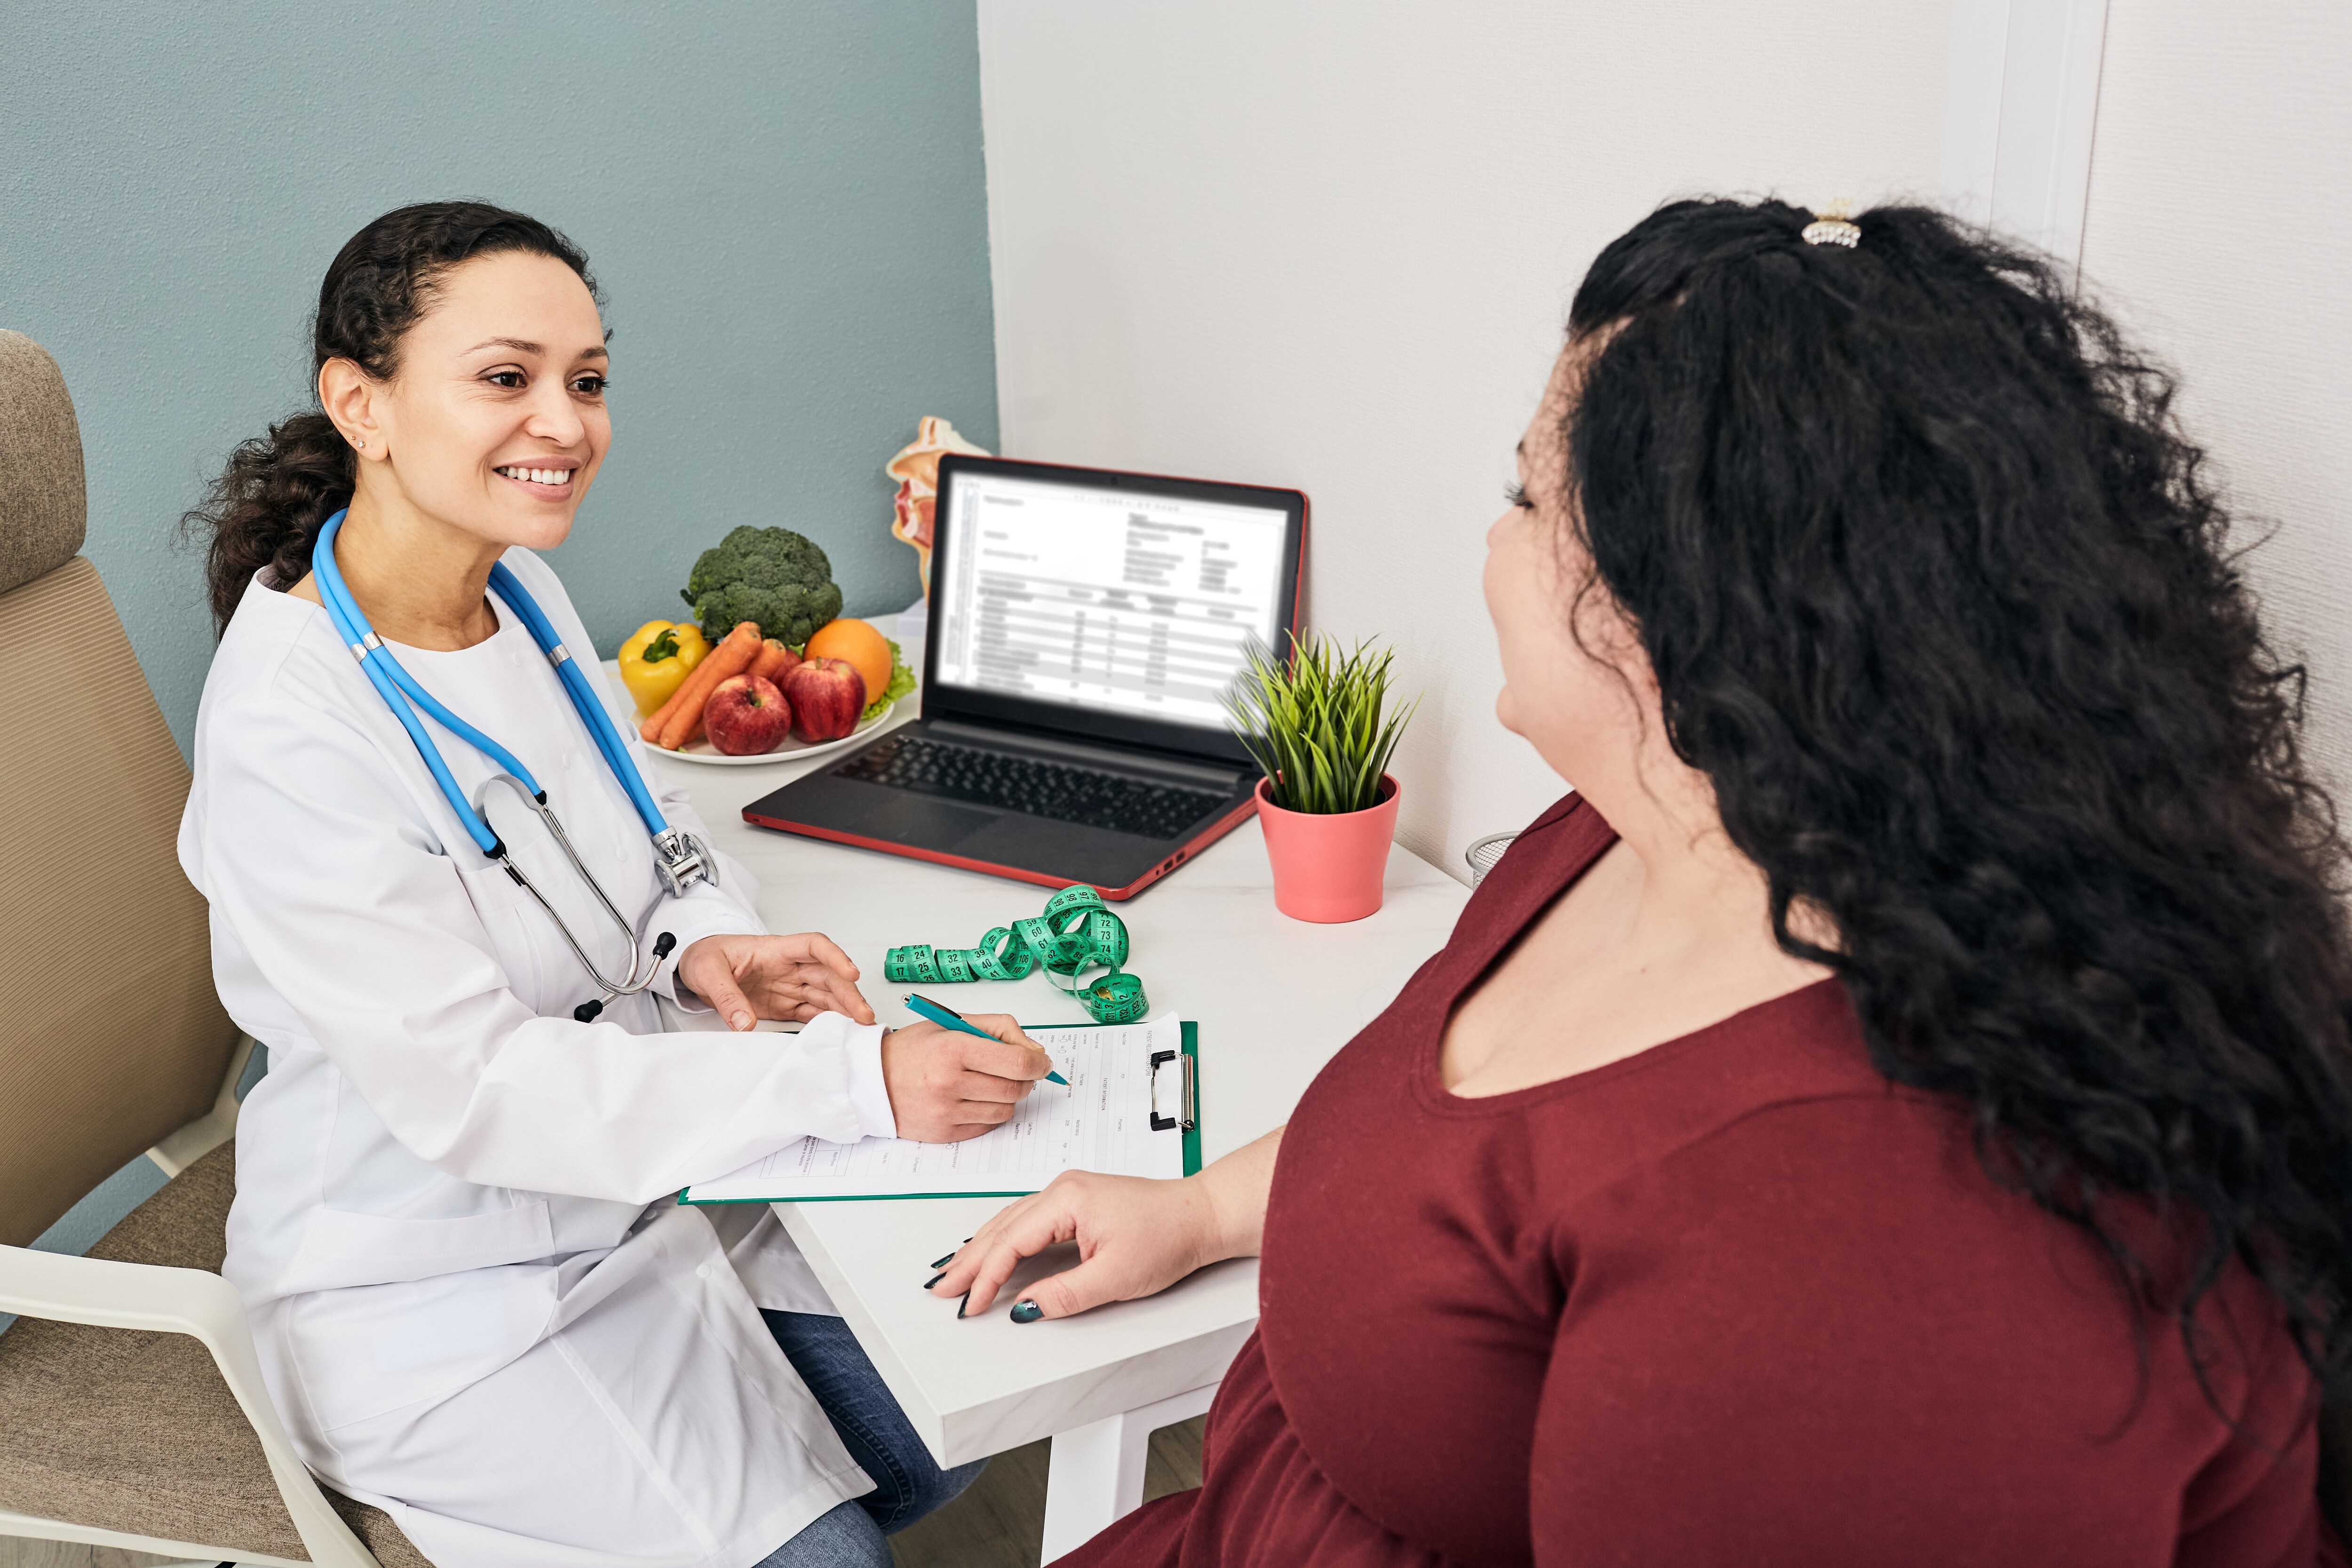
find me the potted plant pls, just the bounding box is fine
[1225,636,1418,922]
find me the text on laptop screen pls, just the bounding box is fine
[932,472,1289,730]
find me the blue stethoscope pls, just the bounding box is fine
[312,508,716,1022]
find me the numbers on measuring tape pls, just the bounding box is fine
[884,885,1149,1024]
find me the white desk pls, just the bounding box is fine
[644,695,1468,1560]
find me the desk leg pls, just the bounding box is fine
[1038,1381,1220,1564]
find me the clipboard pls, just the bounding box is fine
[679,1020,1200,1204]
[1147,1021,1203,1179]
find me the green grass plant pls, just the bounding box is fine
[1224,635,1418,815]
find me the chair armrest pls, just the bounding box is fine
[0,1244,381,1568]
[0,1243,247,1338]
[149,1032,256,1178]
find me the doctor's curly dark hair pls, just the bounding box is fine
[1563,198,2352,1399]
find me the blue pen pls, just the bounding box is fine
[905,993,1070,1085]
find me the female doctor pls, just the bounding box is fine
[178,201,1046,1568]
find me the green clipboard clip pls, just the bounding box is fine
[1147,1022,1204,1177]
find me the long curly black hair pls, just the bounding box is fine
[184,200,598,632]
[1563,197,2352,1399]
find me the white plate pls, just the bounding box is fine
[603,659,908,767]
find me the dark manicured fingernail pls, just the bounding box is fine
[1010,1299,1043,1324]
[955,1292,970,1319]
[923,1270,947,1290]
[930,1252,955,1269]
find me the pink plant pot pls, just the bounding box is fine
[1255,775,1400,923]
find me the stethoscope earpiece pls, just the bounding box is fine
[571,933,680,1028]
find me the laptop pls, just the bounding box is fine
[742,454,1306,899]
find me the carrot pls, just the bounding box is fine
[647,621,760,748]
[747,638,797,686]
[638,686,680,742]
[639,621,755,743]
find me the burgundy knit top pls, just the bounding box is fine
[1056,793,2342,1568]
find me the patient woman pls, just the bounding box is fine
[934,198,2352,1564]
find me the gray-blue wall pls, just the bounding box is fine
[0,0,995,1278]
[1,0,998,753]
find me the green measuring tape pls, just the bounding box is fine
[883,884,1149,1024]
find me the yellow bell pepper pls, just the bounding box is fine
[617,620,709,716]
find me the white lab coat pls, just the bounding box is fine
[177,550,901,1568]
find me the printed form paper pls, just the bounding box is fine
[683,1020,1184,1202]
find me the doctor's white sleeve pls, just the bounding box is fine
[547,551,891,1133]
[191,684,891,1205]
[599,674,896,1139]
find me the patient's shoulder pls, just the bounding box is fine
[1454,791,1613,930]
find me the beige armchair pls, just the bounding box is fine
[0,330,423,1568]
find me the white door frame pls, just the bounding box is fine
[1943,0,2113,275]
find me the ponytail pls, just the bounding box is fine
[188,411,352,631]
[184,200,598,634]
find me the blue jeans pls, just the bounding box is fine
[755,1308,987,1559]
[753,1499,891,1567]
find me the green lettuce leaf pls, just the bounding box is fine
[862,639,917,722]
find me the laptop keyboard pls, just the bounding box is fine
[835,735,1230,841]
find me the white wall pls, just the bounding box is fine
[976,2,1951,877]
[2077,0,2352,792]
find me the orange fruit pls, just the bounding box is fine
[803,618,892,707]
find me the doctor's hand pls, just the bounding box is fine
[675,932,875,1031]
[882,1014,1052,1143]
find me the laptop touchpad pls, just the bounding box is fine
[852,794,1000,849]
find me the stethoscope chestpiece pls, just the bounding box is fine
[652,828,716,899]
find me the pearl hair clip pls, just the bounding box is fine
[1802,199,1862,248]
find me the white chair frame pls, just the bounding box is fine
[0,1035,384,1567]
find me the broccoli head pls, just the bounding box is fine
[680,525,845,647]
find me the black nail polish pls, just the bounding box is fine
[930,1252,955,1269]
[923,1270,947,1290]
[955,1292,969,1319]
[1010,1299,1043,1324]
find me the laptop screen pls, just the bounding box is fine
[930,464,1295,735]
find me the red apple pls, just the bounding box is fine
[702,674,792,755]
[785,657,865,742]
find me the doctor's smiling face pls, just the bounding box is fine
[319,247,610,559]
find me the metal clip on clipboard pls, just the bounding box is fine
[1148,1048,1196,1132]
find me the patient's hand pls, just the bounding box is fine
[933,1127,1283,1320]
